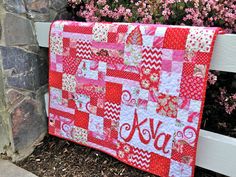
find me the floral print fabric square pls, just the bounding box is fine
[49,21,220,177]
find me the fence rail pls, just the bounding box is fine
[36,22,236,176]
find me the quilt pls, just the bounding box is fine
[48,20,220,177]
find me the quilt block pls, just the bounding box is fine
[49,21,220,177]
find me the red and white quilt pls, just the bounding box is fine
[48,21,220,177]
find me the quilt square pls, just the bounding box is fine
[150,153,170,177]
[169,160,192,177]
[76,40,92,60]
[156,93,178,118]
[72,126,88,144]
[186,28,215,53]
[180,76,204,100]
[92,23,110,42]
[159,71,181,96]
[124,44,142,66]
[163,28,189,50]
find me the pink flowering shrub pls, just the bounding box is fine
[66,0,236,136]
[67,0,236,33]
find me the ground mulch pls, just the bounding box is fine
[16,135,226,177]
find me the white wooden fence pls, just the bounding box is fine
[35,22,236,177]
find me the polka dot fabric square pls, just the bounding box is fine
[180,76,204,100]
[163,28,190,50]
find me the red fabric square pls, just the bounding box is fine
[104,118,118,139]
[68,99,76,109]
[64,24,77,33]
[180,76,204,100]
[63,38,70,48]
[70,48,77,59]
[97,108,104,117]
[48,126,55,134]
[108,32,117,43]
[105,82,123,104]
[77,26,93,34]
[62,90,68,99]
[150,153,170,177]
[117,25,128,33]
[64,24,93,34]
[193,52,211,64]
[171,140,195,166]
[74,110,89,129]
[163,28,189,50]
[55,120,61,129]
[63,56,79,75]
[156,93,178,118]
[49,71,62,88]
[90,97,97,106]
[182,62,195,76]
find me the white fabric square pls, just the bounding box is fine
[155,27,167,37]
[98,61,107,73]
[89,114,104,139]
[169,160,192,177]
[186,28,214,53]
[62,73,76,92]
[189,100,202,113]
[162,49,173,60]
[159,71,181,96]
[92,23,110,42]
[143,35,155,47]
[124,44,142,66]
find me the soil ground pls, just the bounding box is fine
[16,135,226,177]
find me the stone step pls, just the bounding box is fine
[0,160,38,177]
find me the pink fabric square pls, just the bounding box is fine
[173,50,185,61]
[161,60,172,72]
[172,61,183,73]
[56,55,63,64]
[145,25,157,35]
[50,62,56,71]
[153,36,164,48]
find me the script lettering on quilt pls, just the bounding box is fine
[120,109,171,154]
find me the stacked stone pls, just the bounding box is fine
[0,0,69,161]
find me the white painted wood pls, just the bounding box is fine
[35,22,51,48]
[35,22,236,73]
[36,22,236,176]
[196,130,236,176]
[211,34,236,73]
[44,92,49,117]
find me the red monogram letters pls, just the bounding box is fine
[120,109,171,154]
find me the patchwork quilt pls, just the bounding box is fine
[48,21,220,177]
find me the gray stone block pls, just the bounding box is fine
[3,13,36,46]
[0,22,2,41]
[11,99,46,152]
[0,160,38,177]
[25,0,50,21]
[6,89,25,108]
[25,0,49,13]
[3,0,26,14]
[0,46,48,91]
[50,0,67,10]
[0,46,37,73]
[0,114,11,154]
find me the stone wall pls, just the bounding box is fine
[0,0,69,161]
